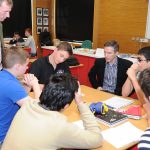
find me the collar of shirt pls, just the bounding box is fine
[46,55,52,65]
[106,56,118,67]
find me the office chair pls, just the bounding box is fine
[81,40,92,49]
[39,31,53,46]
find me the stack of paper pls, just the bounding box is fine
[103,96,134,109]
[102,122,144,149]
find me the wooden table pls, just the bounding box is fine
[63,85,148,150]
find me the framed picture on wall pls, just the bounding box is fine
[37,26,42,34]
[37,17,42,25]
[37,8,42,16]
[43,8,49,16]
[43,17,49,25]
[43,26,49,32]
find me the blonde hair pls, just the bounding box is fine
[3,46,29,68]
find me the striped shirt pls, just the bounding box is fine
[138,127,150,150]
[102,57,118,93]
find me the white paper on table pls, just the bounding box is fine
[102,122,144,149]
[103,96,134,109]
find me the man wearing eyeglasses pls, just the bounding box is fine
[122,46,150,104]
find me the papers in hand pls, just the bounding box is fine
[102,122,144,149]
[103,96,134,109]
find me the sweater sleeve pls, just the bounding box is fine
[57,103,103,149]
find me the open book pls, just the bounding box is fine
[102,122,144,149]
[94,109,128,127]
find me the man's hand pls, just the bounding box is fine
[131,63,140,71]
[97,87,103,91]
[74,83,84,105]
[127,63,139,81]
[23,74,39,88]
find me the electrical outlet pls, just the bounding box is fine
[139,38,149,43]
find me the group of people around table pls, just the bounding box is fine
[9,28,37,57]
[0,0,150,149]
[0,40,149,149]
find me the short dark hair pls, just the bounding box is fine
[138,46,150,61]
[104,40,119,52]
[39,73,79,111]
[14,32,20,36]
[56,41,73,56]
[139,68,150,99]
[3,46,29,68]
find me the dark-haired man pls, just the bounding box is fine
[9,32,24,45]
[88,40,132,95]
[122,46,150,104]
[29,41,73,89]
[137,68,150,149]
[2,74,103,150]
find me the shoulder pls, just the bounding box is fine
[118,57,133,67]
[59,60,69,68]
[138,127,150,149]
[6,80,27,102]
[32,56,48,66]
[95,58,105,62]
[94,58,105,65]
[8,80,26,92]
[27,36,34,41]
[29,35,33,39]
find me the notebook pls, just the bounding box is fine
[103,96,134,109]
[94,109,128,127]
[118,105,142,120]
[102,122,144,149]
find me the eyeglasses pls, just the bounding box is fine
[137,58,150,62]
